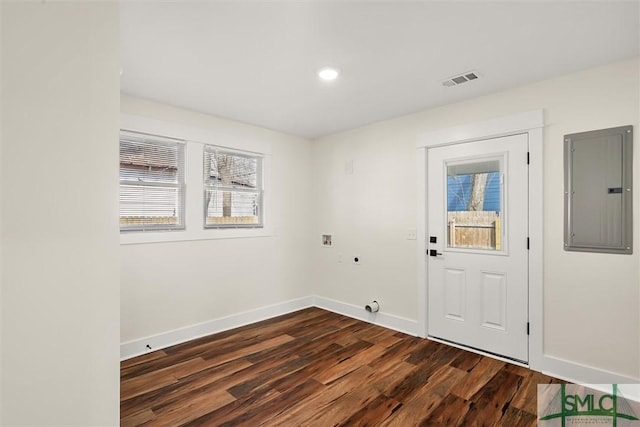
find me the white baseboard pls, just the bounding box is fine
[120,296,314,360]
[538,354,640,385]
[312,295,419,336]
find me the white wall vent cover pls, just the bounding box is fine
[442,71,480,87]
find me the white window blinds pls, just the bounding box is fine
[203,146,263,228]
[120,130,186,232]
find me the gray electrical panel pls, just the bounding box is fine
[564,125,633,254]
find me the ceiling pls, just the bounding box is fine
[120,1,640,140]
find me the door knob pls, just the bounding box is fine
[429,249,443,257]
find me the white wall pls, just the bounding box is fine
[311,58,640,381]
[120,96,313,344]
[1,3,120,426]
[0,1,3,420]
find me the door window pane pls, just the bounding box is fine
[447,159,502,250]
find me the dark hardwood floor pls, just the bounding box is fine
[121,307,562,426]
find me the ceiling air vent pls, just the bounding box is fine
[442,71,480,87]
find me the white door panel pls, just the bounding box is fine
[444,268,465,321]
[427,134,528,362]
[480,271,506,331]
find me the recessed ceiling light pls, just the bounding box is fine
[318,67,340,81]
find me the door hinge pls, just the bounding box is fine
[527,152,530,165]
[527,322,530,335]
[526,237,530,250]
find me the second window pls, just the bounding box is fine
[203,146,263,228]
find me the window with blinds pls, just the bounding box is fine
[119,131,186,232]
[203,146,263,228]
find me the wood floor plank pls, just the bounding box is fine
[367,335,425,370]
[269,343,344,393]
[313,343,388,384]
[266,340,372,395]
[181,384,281,426]
[382,345,462,403]
[379,365,466,426]
[227,355,307,398]
[199,351,300,394]
[296,380,383,426]
[266,366,376,426]
[121,357,208,400]
[499,405,537,427]
[510,370,561,415]
[121,350,167,370]
[502,362,532,378]
[367,360,417,395]
[199,333,295,364]
[283,312,341,338]
[120,409,156,427]
[159,309,325,364]
[449,349,483,372]
[202,307,325,341]
[219,378,325,427]
[419,392,471,426]
[120,372,178,403]
[356,324,401,345]
[414,341,462,367]
[144,386,235,426]
[120,359,252,418]
[339,393,402,426]
[457,368,523,426]
[450,356,506,400]
[323,321,377,347]
[121,351,204,381]
[121,308,566,427]
[404,338,442,365]
[244,330,334,365]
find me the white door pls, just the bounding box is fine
[427,134,529,362]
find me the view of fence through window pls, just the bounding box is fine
[119,132,185,231]
[447,159,502,250]
[203,148,262,228]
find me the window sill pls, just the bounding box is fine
[120,226,272,245]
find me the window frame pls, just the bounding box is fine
[119,130,186,233]
[203,145,264,229]
[119,113,272,245]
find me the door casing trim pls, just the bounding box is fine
[416,110,543,370]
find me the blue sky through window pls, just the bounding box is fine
[447,172,501,211]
